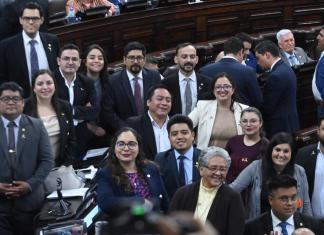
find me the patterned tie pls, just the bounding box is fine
[278,221,288,235]
[178,155,186,186]
[30,39,39,78]
[133,77,143,114]
[7,121,17,167]
[184,78,192,115]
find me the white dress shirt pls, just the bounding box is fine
[148,111,170,153]
[174,146,194,185]
[127,69,144,99]
[178,70,197,115]
[312,143,324,217]
[271,210,295,235]
[1,115,22,149]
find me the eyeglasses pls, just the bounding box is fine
[204,165,228,174]
[126,56,145,62]
[61,56,79,62]
[240,118,260,125]
[214,85,232,91]
[116,141,138,150]
[271,195,298,204]
[0,96,23,103]
[21,16,41,22]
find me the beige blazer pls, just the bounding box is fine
[189,100,248,150]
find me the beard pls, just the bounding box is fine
[180,62,194,73]
[130,64,142,74]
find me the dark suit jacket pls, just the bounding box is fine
[0,114,53,212]
[96,162,169,214]
[101,68,161,132]
[126,113,158,160]
[244,211,322,235]
[154,148,201,200]
[199,57,263,108]
[169,181,245,235]
[161,72,211,116]
[262,59,299,138]
[0,32,59,98]
[295,144,318,199]
[24,99,77,166]
[54,70,99,122]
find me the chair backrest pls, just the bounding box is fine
[48,0,66,17]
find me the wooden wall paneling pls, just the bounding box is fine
[205,15,240,40]
[249,10,284,32]
[293,6,324,27]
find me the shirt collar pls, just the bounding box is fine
[283,50,295,58]
[270,58,281,71]
[271,210,294,227]
[223,55,238,61]
[22,30,41,46]
[174,146,194,160]
[59,68,77,87]
[147,110,169,127]
[1,115,21,128]
[127,69,143,82]
[178,70,197,82]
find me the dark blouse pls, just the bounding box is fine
[127,172,151,199]
[225,135,268,183]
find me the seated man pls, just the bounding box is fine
[155,114,201,200]
[276,29,313,66]
[244,174,322,235]
[169,146,245,235]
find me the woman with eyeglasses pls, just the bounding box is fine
[96,127,169,215]
[189,72,248,150]
[24,69,77,166]
[230,132,312,219]
[225,107,269,183]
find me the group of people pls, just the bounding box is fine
[1,1,324,235]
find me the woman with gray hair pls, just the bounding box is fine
[169,146,245,235]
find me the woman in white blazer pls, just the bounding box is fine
[189,72,248,150]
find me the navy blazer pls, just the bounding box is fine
[244,211,322,235]
[0,32,59,98]
[262,59,299,138]
[96,162,169,214]
[54,70,99,122]
[161,72,211,116]
[199,57,263,108]
[24,99,77,166]
[101,68,161,132]
[295,144,318,199]
[154,148,201,200]
[126,113,157,160]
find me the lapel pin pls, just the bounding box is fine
[48,43,52,52]
[147,174,151,178]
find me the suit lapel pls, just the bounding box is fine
[264,212,274,234]
[16,115,28,163]
[293,212,305,229]
[40,33,54,69]
[169,150,181,186]
[0,119,11,166]
[121,71,137,113]
[17,35,29,80]
[143,114,157,155]
[192,148,200,180]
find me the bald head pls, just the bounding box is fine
[292,228,315,235]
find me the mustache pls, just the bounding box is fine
[184,62,193,67]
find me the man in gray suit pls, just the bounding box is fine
[0,82,53,235]
[277,29,313,66]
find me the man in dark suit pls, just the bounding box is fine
[162,42,210,116]
[276,29,313,67]
[199,37,262,108]
[55,43,98,157]
[0,2,59,98]
[296,116,324,218]
[155,114,200,200]
[255,40,299,139]
[244,174,322,235]
[126,84,171,160]
[101,41,161,133]
[0,82,53,235]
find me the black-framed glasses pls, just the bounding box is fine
[0,96,23,103]
[21,16,41,22]
[214,85,232,91]
[271,194,298,204]
[126,56,145,62]
[116,141,138,150]
[204,165,228,174]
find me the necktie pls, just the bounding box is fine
[133,77,143,114]
[178,155,186,186]
[30,39,39,79]
[7,121,17,167]
[278,221,288,235]
[289,55,297,66]
[184,78,192,115]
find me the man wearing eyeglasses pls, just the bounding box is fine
[244,174,321,235]
[101,41,161,133]
[0,2,59,98]
[0,82,53,235]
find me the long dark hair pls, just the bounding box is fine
[29,69,60,118]
[107,127,147,194]
[261,132,296,186]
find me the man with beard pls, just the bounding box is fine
[199,37,262,109]
[296,115,324,218]
[312,26,324,119]
[162,43,210,116]
[101,41,161,132]
[244,175,322,235]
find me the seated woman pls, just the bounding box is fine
[230,132,312,219]
[96,127,169,214]
[225,107,268,183]
[81,44,110,147]
[65,0,116,18]
[24,69,77,166]
[189,72,248,150]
